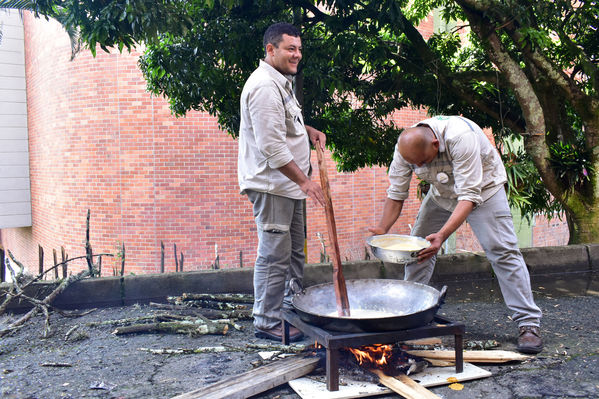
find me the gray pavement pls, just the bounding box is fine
[0,275,597,398]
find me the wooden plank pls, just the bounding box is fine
[170,355,319,399]
[371,369,441,399]
[423,358,455,367]
[407,349,530,363]
[314,144,350,316]
[397,374,443,398]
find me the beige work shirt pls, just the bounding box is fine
[387,116,507,212]
[238,61,310,200]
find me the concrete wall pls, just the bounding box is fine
[3,244,596,312]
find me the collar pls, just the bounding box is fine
[259,60,293,91]
[417,122,446,154]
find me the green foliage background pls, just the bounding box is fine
[2,0,599,239]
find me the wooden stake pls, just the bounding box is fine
[85,209,94,276]
[38,245,44,278]
[314,144,350,317]
[174,243,179,272]
[0,248,5,283]
[160,241,165,273]
[61,246,67,278]
[120,242,125,277]
[53,249,59,280]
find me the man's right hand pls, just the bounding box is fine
[300,180,326,207]
[367,198,404,236]
[277,160,325,207]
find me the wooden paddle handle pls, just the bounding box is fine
[314,144,350,317]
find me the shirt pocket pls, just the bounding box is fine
[285,100,305,135]
[414,166,433,183]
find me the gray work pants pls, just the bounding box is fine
[246,190,305,330]
[408,189,542,327]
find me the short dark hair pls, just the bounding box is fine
[263,22,301,49]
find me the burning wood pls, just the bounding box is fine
[346,344,428,377]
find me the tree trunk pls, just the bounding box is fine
[563,201,599,244]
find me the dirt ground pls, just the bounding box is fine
[1,292,599,399]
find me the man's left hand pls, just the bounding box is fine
[417,232,444,262]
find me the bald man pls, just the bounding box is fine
[370,115,543,354]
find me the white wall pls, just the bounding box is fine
[0,9,32,228]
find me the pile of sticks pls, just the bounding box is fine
[94,293,256,337]
[0,210,113,338]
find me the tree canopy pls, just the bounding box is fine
[2,0,599,243]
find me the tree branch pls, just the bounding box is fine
[456,0,567,204]
[393,10,523,132]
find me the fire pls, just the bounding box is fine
[348,344,393,367]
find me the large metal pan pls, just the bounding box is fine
[291,279,446,332]
[367,234,430,265]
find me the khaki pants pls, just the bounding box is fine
[246,190,305,330]
[409,189,542,327]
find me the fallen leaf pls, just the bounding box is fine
[449,383,464,390]
[447,377,459,383]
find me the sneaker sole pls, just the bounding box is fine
[517,345,543,354]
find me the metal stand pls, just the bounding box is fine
[282,309,464,392]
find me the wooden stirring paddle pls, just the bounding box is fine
[314,144,351,317]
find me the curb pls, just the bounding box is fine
[2,244,598,312]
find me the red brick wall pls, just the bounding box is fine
[532,214,569,247]
[0,14,568,277]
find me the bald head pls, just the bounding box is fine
[398,125,439,166]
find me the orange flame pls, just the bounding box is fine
[348,344,393,367]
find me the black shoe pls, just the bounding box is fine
[517,326,543,354]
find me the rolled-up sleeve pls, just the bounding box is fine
[386,143,413,201]
[448,133,483,205]
[248,83,294,169]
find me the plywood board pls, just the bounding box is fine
[289,376,389,399]
[289,362,491,399]
[410,362,492,387]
